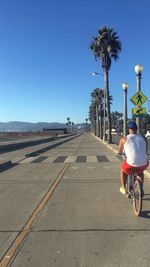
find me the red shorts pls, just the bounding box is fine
[121,160,149,175]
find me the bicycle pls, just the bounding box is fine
[119,153,144,216]
[125,169,143,216]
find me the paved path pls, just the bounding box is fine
[0,133,150,267]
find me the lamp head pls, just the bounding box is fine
[134,64,143,74]
[122,82,128,91]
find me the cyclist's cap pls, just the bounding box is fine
[127,121,137,129]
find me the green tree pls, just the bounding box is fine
[90,26,122,143]
[141,114,150,132]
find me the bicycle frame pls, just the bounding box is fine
[126,170,136,196]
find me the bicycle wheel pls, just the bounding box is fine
[132,179,142,216]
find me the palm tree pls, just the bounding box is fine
[118,112,123,134]
[66,117,70,133]
[90,26,122,143]
[91,88,104,139]
[111,111,123,134]
[66,117,70,123]
[111,111,119,129]
[89,103,97,135]
[142,114,150,131]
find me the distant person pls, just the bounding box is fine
[117,121,149,195]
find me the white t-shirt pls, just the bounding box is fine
[124,134,147,166]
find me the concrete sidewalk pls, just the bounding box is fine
[94,135,150,179]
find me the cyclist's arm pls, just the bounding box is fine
[143,135,148,154]
[118,137,126,154]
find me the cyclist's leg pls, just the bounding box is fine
[120,169,127,188]
[120,160,128,190]
[137,172,144,185]
[120,169,128,195]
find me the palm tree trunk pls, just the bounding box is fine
[94,116,97,135]
[100,95,103,139]
[103,89,106,141]
[97,105,100,137]
[104,69,112,143]
[100,116,103,139]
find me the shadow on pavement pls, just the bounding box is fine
[0,162,19,172]
[143,194,150,201]
[140,209,150,219]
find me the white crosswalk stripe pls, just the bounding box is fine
[87,156,97,162]
[19,157,39,163]
[64,156,77,162]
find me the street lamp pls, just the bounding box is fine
[134,64,143,134]
[134,64,143,78]
[122,82,128,136]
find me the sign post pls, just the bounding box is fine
[148,100,150,112]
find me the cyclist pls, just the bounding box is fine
[118,121,149,195]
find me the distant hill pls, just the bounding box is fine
[0,121,88,132]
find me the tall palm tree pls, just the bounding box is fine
[91,88,104,139]
[89,103,97,135]
[90,26,122,143]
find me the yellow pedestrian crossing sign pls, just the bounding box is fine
[132,107,146,117]
[130,91,147,107]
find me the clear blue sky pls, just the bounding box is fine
[0,0,150,124]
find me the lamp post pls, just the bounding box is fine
[91,72,106,141]
[122,82,128,136]
[134,64,143,134]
